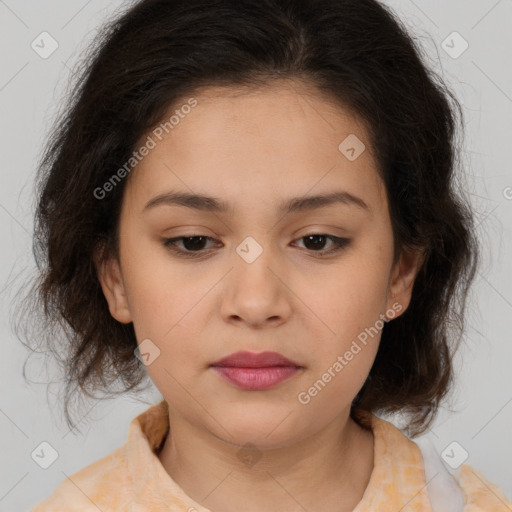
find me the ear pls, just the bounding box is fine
[94,249,133,324]
[386,246,425,317]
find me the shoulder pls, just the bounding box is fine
[371,414,512,512]
[28,400,171,512]
[414,435,511,511]
[455,464,512,511]
[28,445,131,512]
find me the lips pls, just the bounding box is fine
[211,351,302,390]
[211,350,301,368]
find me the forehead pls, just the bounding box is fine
[124,81,386,216]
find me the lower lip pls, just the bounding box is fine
[212,366,300,390]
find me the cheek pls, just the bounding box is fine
[120,232,207,332]
[297,247,392,366]
[126,278,207,343]
[310,258,391,331]
[300,281,384,407]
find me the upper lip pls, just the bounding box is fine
[211,351,301,368]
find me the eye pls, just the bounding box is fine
[291,233,351,255]
[162,235,218,258]
[162,233,351,258]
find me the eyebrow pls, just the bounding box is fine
[143,190,371,216]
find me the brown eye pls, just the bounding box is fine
[293,234,351,255]
[163,235,218,258]
[178,236,209,251]
[162,233,351,259]
[302,234,329,251]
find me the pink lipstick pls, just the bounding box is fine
[210,351,302,390]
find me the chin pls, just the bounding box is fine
[208,405,311,449]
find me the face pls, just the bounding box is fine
[97,81,422,448]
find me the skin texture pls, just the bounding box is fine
[96,80,423,512]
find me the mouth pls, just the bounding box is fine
[210,351,303,391]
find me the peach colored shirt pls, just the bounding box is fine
[30,400,512,511]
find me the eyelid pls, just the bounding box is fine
[162,232,351,258]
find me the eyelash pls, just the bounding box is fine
[162,233,351,259]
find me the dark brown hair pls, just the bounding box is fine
[12,0,478,436]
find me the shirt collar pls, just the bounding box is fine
[125,400,432,511]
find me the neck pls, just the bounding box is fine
[158,408,375,512]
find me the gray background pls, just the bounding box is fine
[1,0,511,510]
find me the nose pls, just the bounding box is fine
[220,245,293,329]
